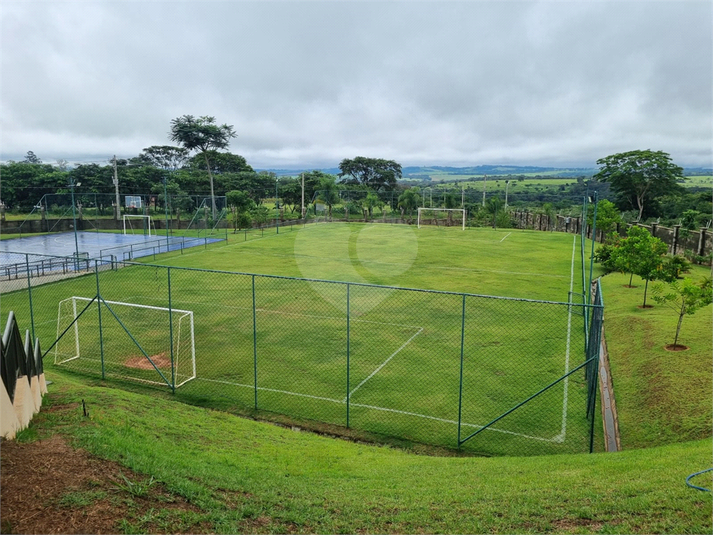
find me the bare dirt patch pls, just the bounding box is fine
[124,352,171,371]
[0,434,205,534]
[664,343,689,351]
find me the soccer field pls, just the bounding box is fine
[3,223,601,456]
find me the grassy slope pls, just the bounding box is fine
[22,372,712,534]
[601,268,713,449]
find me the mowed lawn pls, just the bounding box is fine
[2,224,595,456]
[600,267,712,449]
[149,223,584,302]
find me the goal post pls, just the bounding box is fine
[417,208,467,230]
[123,214,154,236]
[55,296,196,388]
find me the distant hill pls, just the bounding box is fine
[254,164,709,180]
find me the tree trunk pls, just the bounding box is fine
[629,272,634,286]
[204,152,217,220]
[643,278,650,307]
[674,307,685,347]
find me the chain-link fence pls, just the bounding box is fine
[2,252,604,456]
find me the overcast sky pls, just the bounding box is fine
[1,0,711,169]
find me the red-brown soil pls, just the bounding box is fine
[1,434,204,534]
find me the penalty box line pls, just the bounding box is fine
[342,327,424,402]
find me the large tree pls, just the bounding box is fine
[169,115,237,219]
[139,145,189,171]
[594,150,684,222]
[338,157,402,189]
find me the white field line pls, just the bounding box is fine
[555,234,577,442]
[193,377,557,442]
[342,327,424,402]
[500,232,512,242]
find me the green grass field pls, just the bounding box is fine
[2,224,599,456]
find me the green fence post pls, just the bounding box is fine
[167,267,176,393]
[347,283,351,429]
[94,261,105,379]
[25,255,35,343]
[457,293,466,447]
[588,191,598,304]
[252,274,258,410]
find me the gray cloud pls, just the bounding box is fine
[1,0,711,168]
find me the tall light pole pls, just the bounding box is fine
[68,177,81,266]
[163,176,170,250]
[505,180,510,209]
[275,177,279,234]
[112,155,120,220]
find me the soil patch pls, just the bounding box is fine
[0,434,204,534]
[636,305,655,309]
[664,344,689,351]
[124,352,171,370]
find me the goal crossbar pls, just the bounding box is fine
[417,208,466,230]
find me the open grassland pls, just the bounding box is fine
[682,175,713,187]
[2,225,598,456]
[600,268,712,449]
[4,373,711,534]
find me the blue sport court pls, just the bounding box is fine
[1,231,223,270]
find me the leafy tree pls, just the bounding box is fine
[362,191,380,219]
[594,150,684,221]
[0,162,67,209]
[652,277,713,349]
[615,226,669,307]
[250,205,270,227]
[485,196,504,229]
[23,151,42,164]
[226,190,255,232]
[443,191,458,226]
[680,210,700,231]
[169,115,237,219]
[338,157,402,189]
[397,188,421,223]
[140,145,189,171]
[587,199,622,235]
[593,232,623,273]
[316,175,340,219]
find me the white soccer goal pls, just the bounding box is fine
[123,214,154,236]
[417,208,467,230]
[54,296,196,388]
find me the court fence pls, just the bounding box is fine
[3,252,604,456]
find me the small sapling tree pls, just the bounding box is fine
[629,231,669,308]
[652,277,712,349]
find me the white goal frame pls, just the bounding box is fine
[123,214,154,236]
[55,296,196,388]
[417,208,466,230]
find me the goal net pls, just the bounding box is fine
[123,215,154,236]
[54,296,196,388]
[417,208,467,230]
